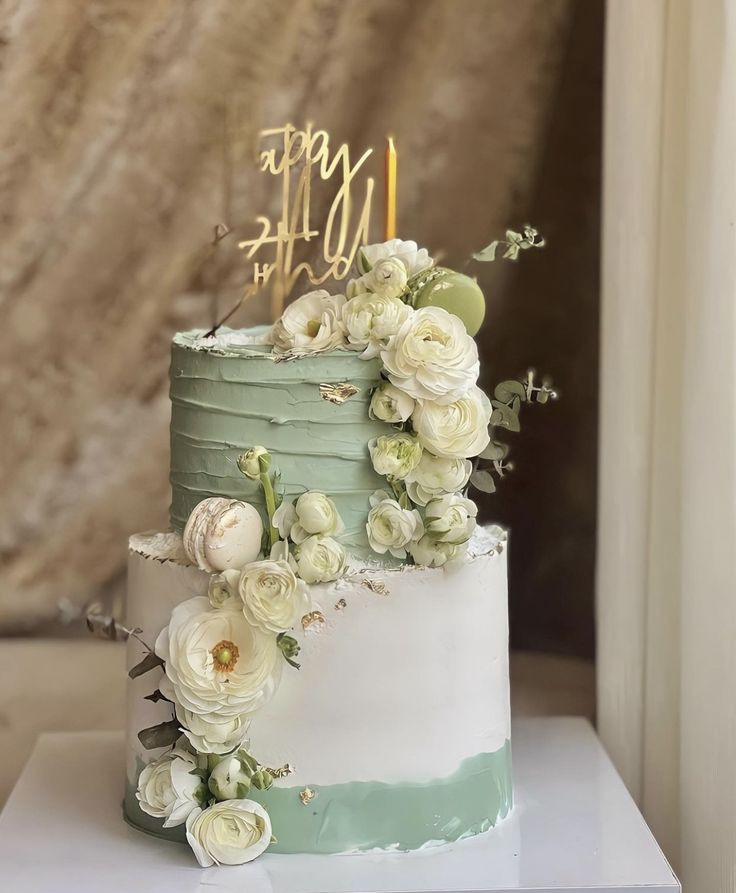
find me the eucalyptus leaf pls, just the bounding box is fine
[479,441,510,461]
[472,224,546,265]
[137,719,180,751]
[470,470,496,494]
[491,402,521,432]
[128,651,164,679]
[472,241,499,262]
[494,380,528,403]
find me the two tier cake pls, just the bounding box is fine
[122,234,548,867]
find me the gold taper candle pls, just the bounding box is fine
[384,136,397,240]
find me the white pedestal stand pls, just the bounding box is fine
[0,717,679,893]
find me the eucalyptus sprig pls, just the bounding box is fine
[470,369,557,495]
[472,225,545,263]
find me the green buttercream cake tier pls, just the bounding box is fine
[169,328,388,555]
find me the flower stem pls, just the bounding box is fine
[260,470,279,550]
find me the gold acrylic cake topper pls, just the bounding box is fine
[209,123,397,332]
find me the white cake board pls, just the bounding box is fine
[0,718,679,893]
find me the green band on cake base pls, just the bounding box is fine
[124,743,512,854]
[169,330,388,556]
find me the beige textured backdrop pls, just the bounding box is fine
[0,0,602,656]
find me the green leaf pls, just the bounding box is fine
[137,720,180,751]
[493,380,528,403]
[251,769,274,791]
[128,651,164,679]
[478,441,510,461]
[472,241,499,262]
[143,689,171,704]
[235,782,251,799]
[238,751,260,775]
[357,248,372,274]
[469,470,496,493]
[491,402,521,432]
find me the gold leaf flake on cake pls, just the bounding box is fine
[301,610,326,631]
[319,382,360,404]
[299,787,316,805]
[334,597,347,611]
[361,579,389,596]
[267,764,295,779]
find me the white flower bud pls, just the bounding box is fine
[424,493,478,545]
[369,381,415,424]
[368,433,423,481]
[365,490,424,560]
[238,446,270,480]
[290,491,344,544]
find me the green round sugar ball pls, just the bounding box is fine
[413,269,486,335]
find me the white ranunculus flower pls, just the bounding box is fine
[238,559,311,634]
[424,493,478,545]
[366,490,424,559]
[381,306,480,403]
[357,239,434,277]
[295,535,346,583]
[360,256,409,298]
[273,500,297,539]
[412,385,492,458]
[176,703,251,755]
[369,381,415,424]
[208,569,241,610]
[368,433,423,481]
[290,491,344,544]
[186,799,272,867]
[404,453,473,506]
[136,741,206,828]
[342,292,413,359]
[155,597,282,718]
[409,535,469,568]
[271,289,347,355]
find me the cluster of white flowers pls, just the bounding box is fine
[137,733,274,866]
[272,490,347,583]
[270,240,432,359]
[137,489,342,864]
[267,239,491,569]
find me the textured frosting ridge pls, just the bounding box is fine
[169,329,389,554]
